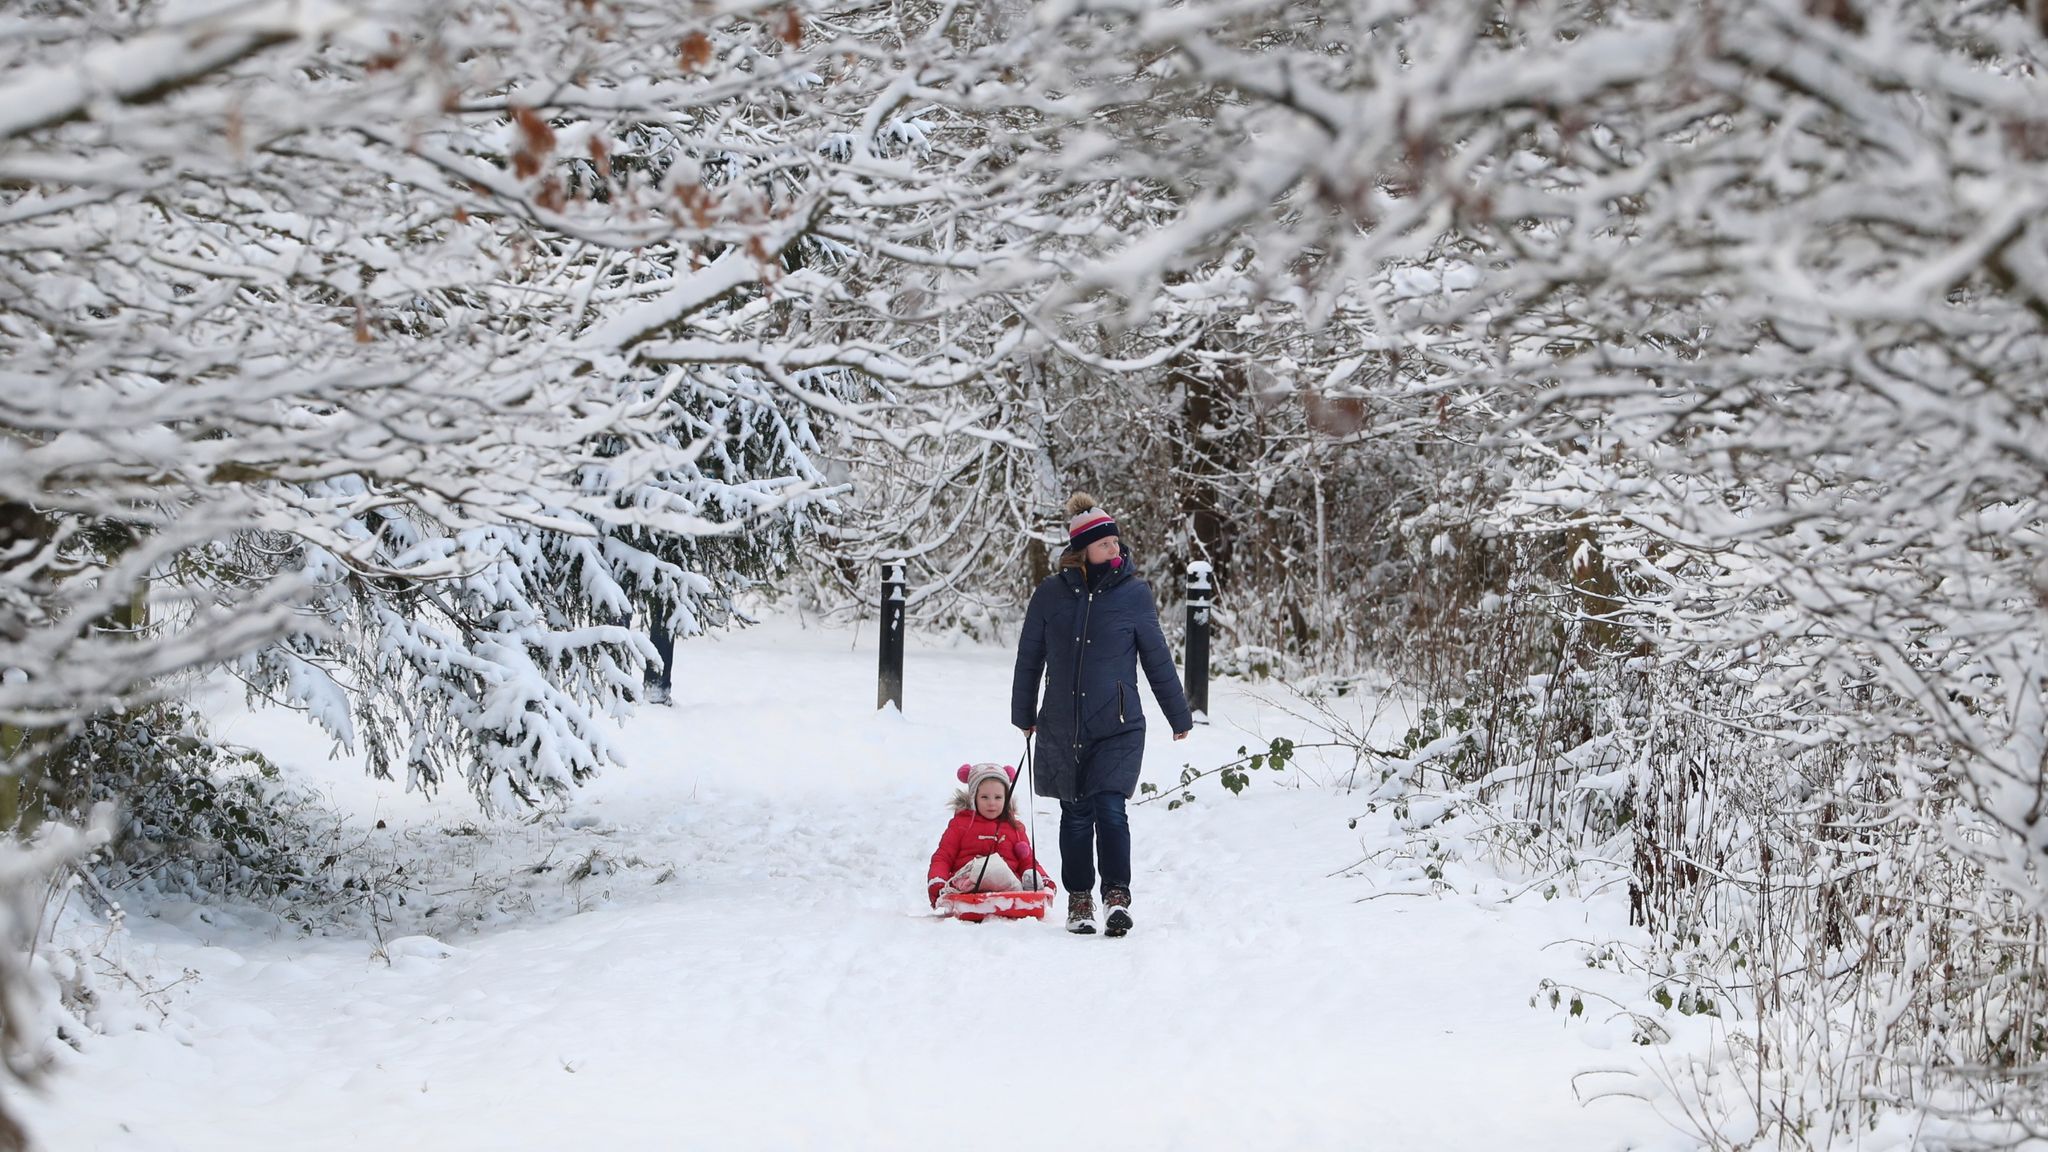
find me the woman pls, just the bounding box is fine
[1013,493,1192,936]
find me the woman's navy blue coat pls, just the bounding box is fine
[1012,548,1194,800]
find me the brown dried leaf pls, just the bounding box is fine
[674,184,715,227]
[1805,0,1864,32]
[511,106,556,179]
[746,233,785,284]
[366,31,405,72]
[678,30,714,72]
[513,106,556,153]
[778,7,803,48]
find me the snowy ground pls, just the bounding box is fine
[25,615,1699,1151]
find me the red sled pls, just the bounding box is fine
[937,889,1052,922]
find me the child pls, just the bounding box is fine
[927,763,1054,907]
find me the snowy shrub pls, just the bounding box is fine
[1366,604,2048,1146]
[39,704,338,908]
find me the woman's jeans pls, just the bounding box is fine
[1059,791,1131,896]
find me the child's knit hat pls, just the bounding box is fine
[957,762,1017,798]
[1065,492,1118,552]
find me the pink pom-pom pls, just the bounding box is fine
[957,764,973,783]
[1002,765,1017,781]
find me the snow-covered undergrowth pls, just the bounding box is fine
[1356,647,2048,1152]
[22,616,1704,1151]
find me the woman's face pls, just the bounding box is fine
[1084,535,1121,566]
[975,778,1008,819]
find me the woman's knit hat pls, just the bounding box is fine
[1065,492,1118,552]
[957,762,1018,797]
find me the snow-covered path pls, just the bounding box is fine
[28,618,1683,1151]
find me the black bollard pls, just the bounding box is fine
[878,561,906,711]
[1186,562,1212,721]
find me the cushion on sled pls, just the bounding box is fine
[936,889,1052,921]
[947,854,1023,893]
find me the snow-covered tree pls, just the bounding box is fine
[959,0,2048,1135]
[0,0,1057,809]
[2,0,1073,1111]
[981,0,2048,878]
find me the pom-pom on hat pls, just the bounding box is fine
[957,762,1018,797]
[1064,492,1118,552]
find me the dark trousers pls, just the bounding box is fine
[646,623,675,691]
[1059,790,1131,897]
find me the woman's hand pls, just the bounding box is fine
[1173,730,1188,741]
[1019,725,1035,735]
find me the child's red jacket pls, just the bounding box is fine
[927,811,1046,897]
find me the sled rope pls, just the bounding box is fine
[1023,732,1039,885]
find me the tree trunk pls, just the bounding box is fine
[1170,356,1240,588]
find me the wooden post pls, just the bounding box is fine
[1186,562,1212,722]
[878,562,905,711]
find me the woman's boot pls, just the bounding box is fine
[1103,885,1133,937]
[1066,890,1097,934]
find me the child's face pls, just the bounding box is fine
[975,779,1008,819]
